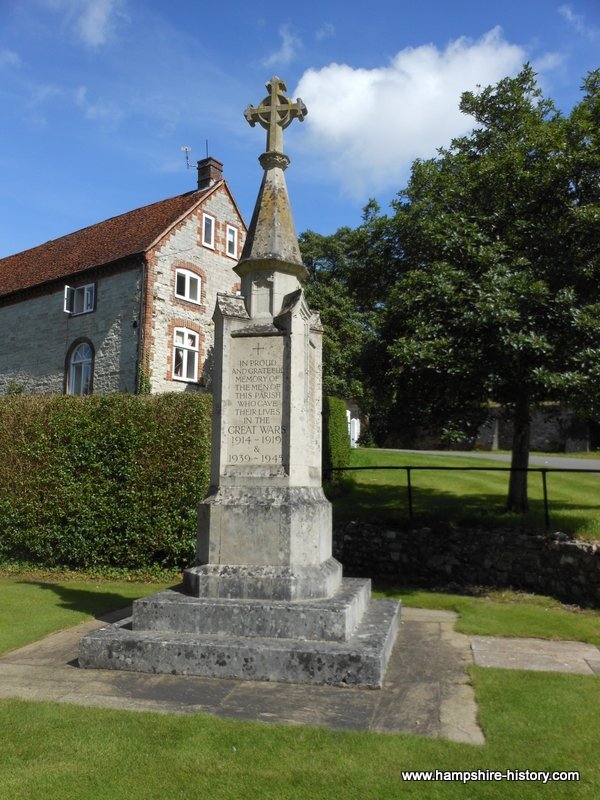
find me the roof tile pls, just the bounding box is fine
[0,188,209,298]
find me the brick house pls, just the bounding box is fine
[0,158,245,395]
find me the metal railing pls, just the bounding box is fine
[325,465,600,531]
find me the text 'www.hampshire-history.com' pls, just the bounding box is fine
[401,769,580,784]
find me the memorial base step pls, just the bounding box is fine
[79,597,400,688]
[132,578,371,642]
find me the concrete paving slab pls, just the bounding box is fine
[400,607,459,623]
[440,684,485,745]
[219,680,377,730]
[471,636,600,674]
[0,606,484,744]
[586,654,600,674]
[370,683,441,736]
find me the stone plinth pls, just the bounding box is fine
[133,578,371,639]
[79,581,400,687]
[183,555,342,601]
[196,486,334,581]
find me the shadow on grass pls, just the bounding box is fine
[372,584,487,601]
[327,477,600,536]
[15,581,179,620]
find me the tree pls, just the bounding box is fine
[382,66,600,511]
[300,228,377,406]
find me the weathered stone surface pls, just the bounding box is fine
[133,578,370,641]
[197,487,333,573]
[237,163,305,272]
[184,556,342,601]
[239,77,307,275]
[79,599,400,687]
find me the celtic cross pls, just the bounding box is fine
[244,76,307,155]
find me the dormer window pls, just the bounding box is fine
[64,283,95,315]
[202,213,215,249]
[226,225,238,259]
[175,269,201,304]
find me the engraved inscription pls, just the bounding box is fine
[227,336,285,466]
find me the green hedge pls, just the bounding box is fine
[0,394,211,570]
[323,396,351,475]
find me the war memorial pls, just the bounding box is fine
[79,77,400,687]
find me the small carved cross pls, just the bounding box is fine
[252,342,265,356]
[244,76,307,154]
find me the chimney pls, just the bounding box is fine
[197,157,223,190]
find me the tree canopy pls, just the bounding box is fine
[301,66,600,511]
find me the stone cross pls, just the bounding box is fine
[244,76,307,154]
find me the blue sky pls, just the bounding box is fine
[0,0,598,257]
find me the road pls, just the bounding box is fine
[385,449,600,472]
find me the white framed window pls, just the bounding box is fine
[202,213,215,249]
[175,269,201,304]
[64,283,95,315]
[226,225,238,259]
[173,327,199,382]
[68,342,93,395]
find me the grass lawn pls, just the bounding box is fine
[377,587,600,645]
[0,571,173,655]
[0,669,598,800]
[0,574,598,798]
[328,449,600,540]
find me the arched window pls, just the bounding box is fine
[67,341,94,395]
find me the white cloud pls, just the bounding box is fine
[558,4,599,39]
[315,23,335,42]
[28,83,65,105]
[36,0,126,47]
[262,24,301,67]
[77,0,123,46]
[0,49,21,67]
[74,85,121,121]
[23,81,120,125]
[532,51,565,73]
[293,27,540,197]
[559,4,585,34]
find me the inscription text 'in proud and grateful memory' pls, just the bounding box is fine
[227,337,285,466]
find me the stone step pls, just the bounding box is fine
[79,598,401,688]
[184,556,343,602]
[132,578,371,642]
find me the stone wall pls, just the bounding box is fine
[333,521,600,607]
[385,405,592,453]
[496,406,590,453]
[0,263,142,395]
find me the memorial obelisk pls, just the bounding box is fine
[80,78,400,686]
[187,77,339,601]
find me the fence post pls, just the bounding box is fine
[406,467,413,522]
[541,469,550,531]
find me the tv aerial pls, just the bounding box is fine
[181,140,209,169]
[181,145,192,170]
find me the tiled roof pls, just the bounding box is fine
[0,188,212,298]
